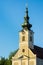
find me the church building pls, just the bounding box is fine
[12,7,43,65]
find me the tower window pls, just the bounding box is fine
[22,49,25,52]
[30,36,32,41]
[22,36,25,41]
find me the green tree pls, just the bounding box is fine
[9,49,18,59]
[0,49,18,65]
[4,59,11,65]
[0,57,5,65]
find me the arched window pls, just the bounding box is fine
[22,36,25,41]
[22,49,25,52]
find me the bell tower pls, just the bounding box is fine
[12,4,37,65]
[19,7,34,50]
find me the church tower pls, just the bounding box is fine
[12,4,43,65]
[19,7,34,50]
[12,6,37,65]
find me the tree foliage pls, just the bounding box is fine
[9,49,18,59]
[0,49,18,65]
[0,57,5,65]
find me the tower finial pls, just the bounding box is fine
[25,1,28,17]
[25,4,29,21]
[26,3,28,8]
[22,4,32,30]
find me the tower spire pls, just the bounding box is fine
[22,6,32,30]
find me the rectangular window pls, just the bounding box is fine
[22,36,25,41]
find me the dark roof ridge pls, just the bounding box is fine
[31,45,43,59]
[34,45,43,49]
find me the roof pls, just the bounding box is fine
[31,45,43,59]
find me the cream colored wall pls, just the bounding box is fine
[19,29,34,49]
[12,59,21,65]
[29,58,36,65]
[21,59,29,65]
[12,47,36,65]
[12,59,28,65]
[19,29,29,48]
[12,57,36,65]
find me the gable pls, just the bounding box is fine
[28,48,36,58]
[12,48,36,60]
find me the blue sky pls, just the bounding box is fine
[0,0,43,58]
